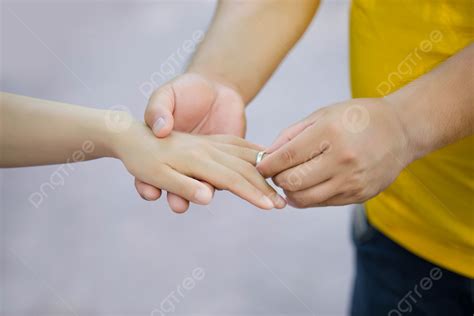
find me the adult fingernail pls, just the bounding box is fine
[152,117,166,135]
[260,195,274,209]
[194,188,212,204]
[273,194,287,209]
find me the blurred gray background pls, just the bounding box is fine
[1,0,353,315]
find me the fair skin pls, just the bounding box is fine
[137,73,248,212]
[0,92,286,211]
[142,0,473,209]
[136,0,320,210]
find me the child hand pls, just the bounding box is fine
[111,118,286,212]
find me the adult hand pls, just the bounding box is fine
[135,72,247,213]
[257,98,415,207]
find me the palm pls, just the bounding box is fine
[170,73,246,137]
[138,73,247,212]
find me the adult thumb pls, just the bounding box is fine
[144,84,176,138]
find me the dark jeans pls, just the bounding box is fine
[350,205,474,316]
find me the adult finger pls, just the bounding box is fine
[266,108,329,153]
[309,192,351,207]
[134,178,162,201]
[284,179,340,209]
[144,83,176,137]
[257,124,328,178]
[266,120,315,154]
[272,151,334,192]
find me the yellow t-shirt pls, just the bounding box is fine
[350,0,474,277]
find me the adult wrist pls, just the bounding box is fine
[385,92,429,162]
[185,68,247,105]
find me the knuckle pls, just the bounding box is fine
[340,150,357,164]
[279,148,296,165]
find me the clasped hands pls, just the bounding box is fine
[135,73,413,213]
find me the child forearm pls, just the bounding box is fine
[0,92,285,210]
[0,92,119,167]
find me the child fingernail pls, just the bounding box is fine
[194,188,212,204]
[152,117,166,135]
[260,195,274,209]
